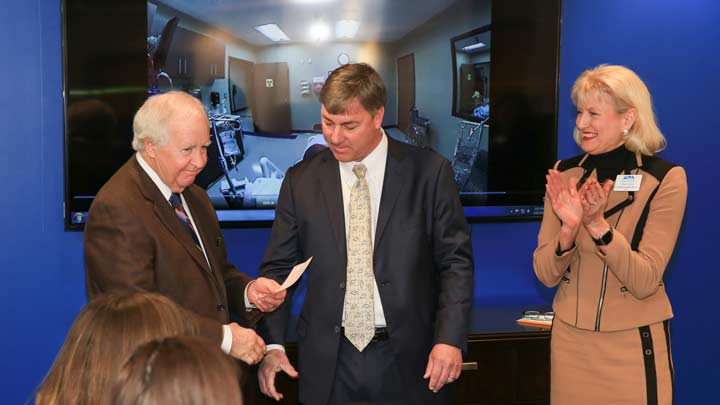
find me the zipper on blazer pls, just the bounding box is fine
[594,263,609,331]
[593,192,626,331]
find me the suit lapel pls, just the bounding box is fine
[129,159,212,274]
[318,152,347,265]
[374,138,409,251]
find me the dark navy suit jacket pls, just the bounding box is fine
[259,137,474,404]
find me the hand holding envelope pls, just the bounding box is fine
[248,257,312,312]
[248,278,286,312]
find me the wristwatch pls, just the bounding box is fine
[593,228,614,246]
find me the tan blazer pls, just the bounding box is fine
[534,150,687,331]
[85,156,260,343]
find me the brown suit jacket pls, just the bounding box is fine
[85,155,260,343]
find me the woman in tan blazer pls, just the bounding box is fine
[534,65,687,405]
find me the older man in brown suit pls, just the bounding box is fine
[85,91,285,365]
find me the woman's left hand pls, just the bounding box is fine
[580,178,614,232]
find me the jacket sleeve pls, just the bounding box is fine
[432,159,475,350]
[223,264,263,326]
[257,168,302,345]
[601,166,687,299]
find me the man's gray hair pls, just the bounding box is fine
[131,91,207,151]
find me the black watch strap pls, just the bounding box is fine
[593,228,613,246]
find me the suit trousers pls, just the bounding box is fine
[327,334,404,404]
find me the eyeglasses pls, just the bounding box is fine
[522,310,554,321]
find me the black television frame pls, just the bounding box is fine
[62,0,561,230]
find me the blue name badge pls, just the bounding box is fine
[614,174,642,192]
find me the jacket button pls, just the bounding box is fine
[339,282,346,289]
[334,326,341,333]
[217,304,226,312]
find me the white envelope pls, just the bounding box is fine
[275,257,313,292]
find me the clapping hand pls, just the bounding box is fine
[545,170,616,243]
[545,170,583,250]
[579,178,614,239]
[545,169,583,229]
[579,178,614,225]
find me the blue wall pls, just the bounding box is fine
[1,0,718,403]
[558,2,720,404]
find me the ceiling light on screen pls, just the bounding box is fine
[254,23,290,42]
[309,22,330,42]
[462,42,486,51]
[335,20,359,39]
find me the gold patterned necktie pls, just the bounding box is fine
[343,164,375,351]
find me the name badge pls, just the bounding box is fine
[614,174,642,192]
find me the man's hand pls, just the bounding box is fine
[423,343,462,393]
[228,322,266,364]
[248,277,287,312]
[258,349,299,401]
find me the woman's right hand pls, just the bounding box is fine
[546,170,582,249]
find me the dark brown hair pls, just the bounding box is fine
[111,336,242,405]
[320,63,386,116]
[36,293,197,405]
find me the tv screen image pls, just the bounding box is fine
[63,0,560,229]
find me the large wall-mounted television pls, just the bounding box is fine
[63,0,560,230]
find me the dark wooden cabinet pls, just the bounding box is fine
[245,306,551,404]
[194,32,225,85]
[165,27,195,87]
[203,34,225,81]
[165,26,225,88]
[457,331,549,404]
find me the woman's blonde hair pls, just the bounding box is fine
[571,64,666,155]
[36,292,197,405]
[111,336,242,405]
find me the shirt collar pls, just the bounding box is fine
[338,129,388,182]
[136,152,173,201]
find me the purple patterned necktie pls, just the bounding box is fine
[169,193,200,247]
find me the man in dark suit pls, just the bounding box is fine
[85,91,286,365]
[257,64,474,404]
